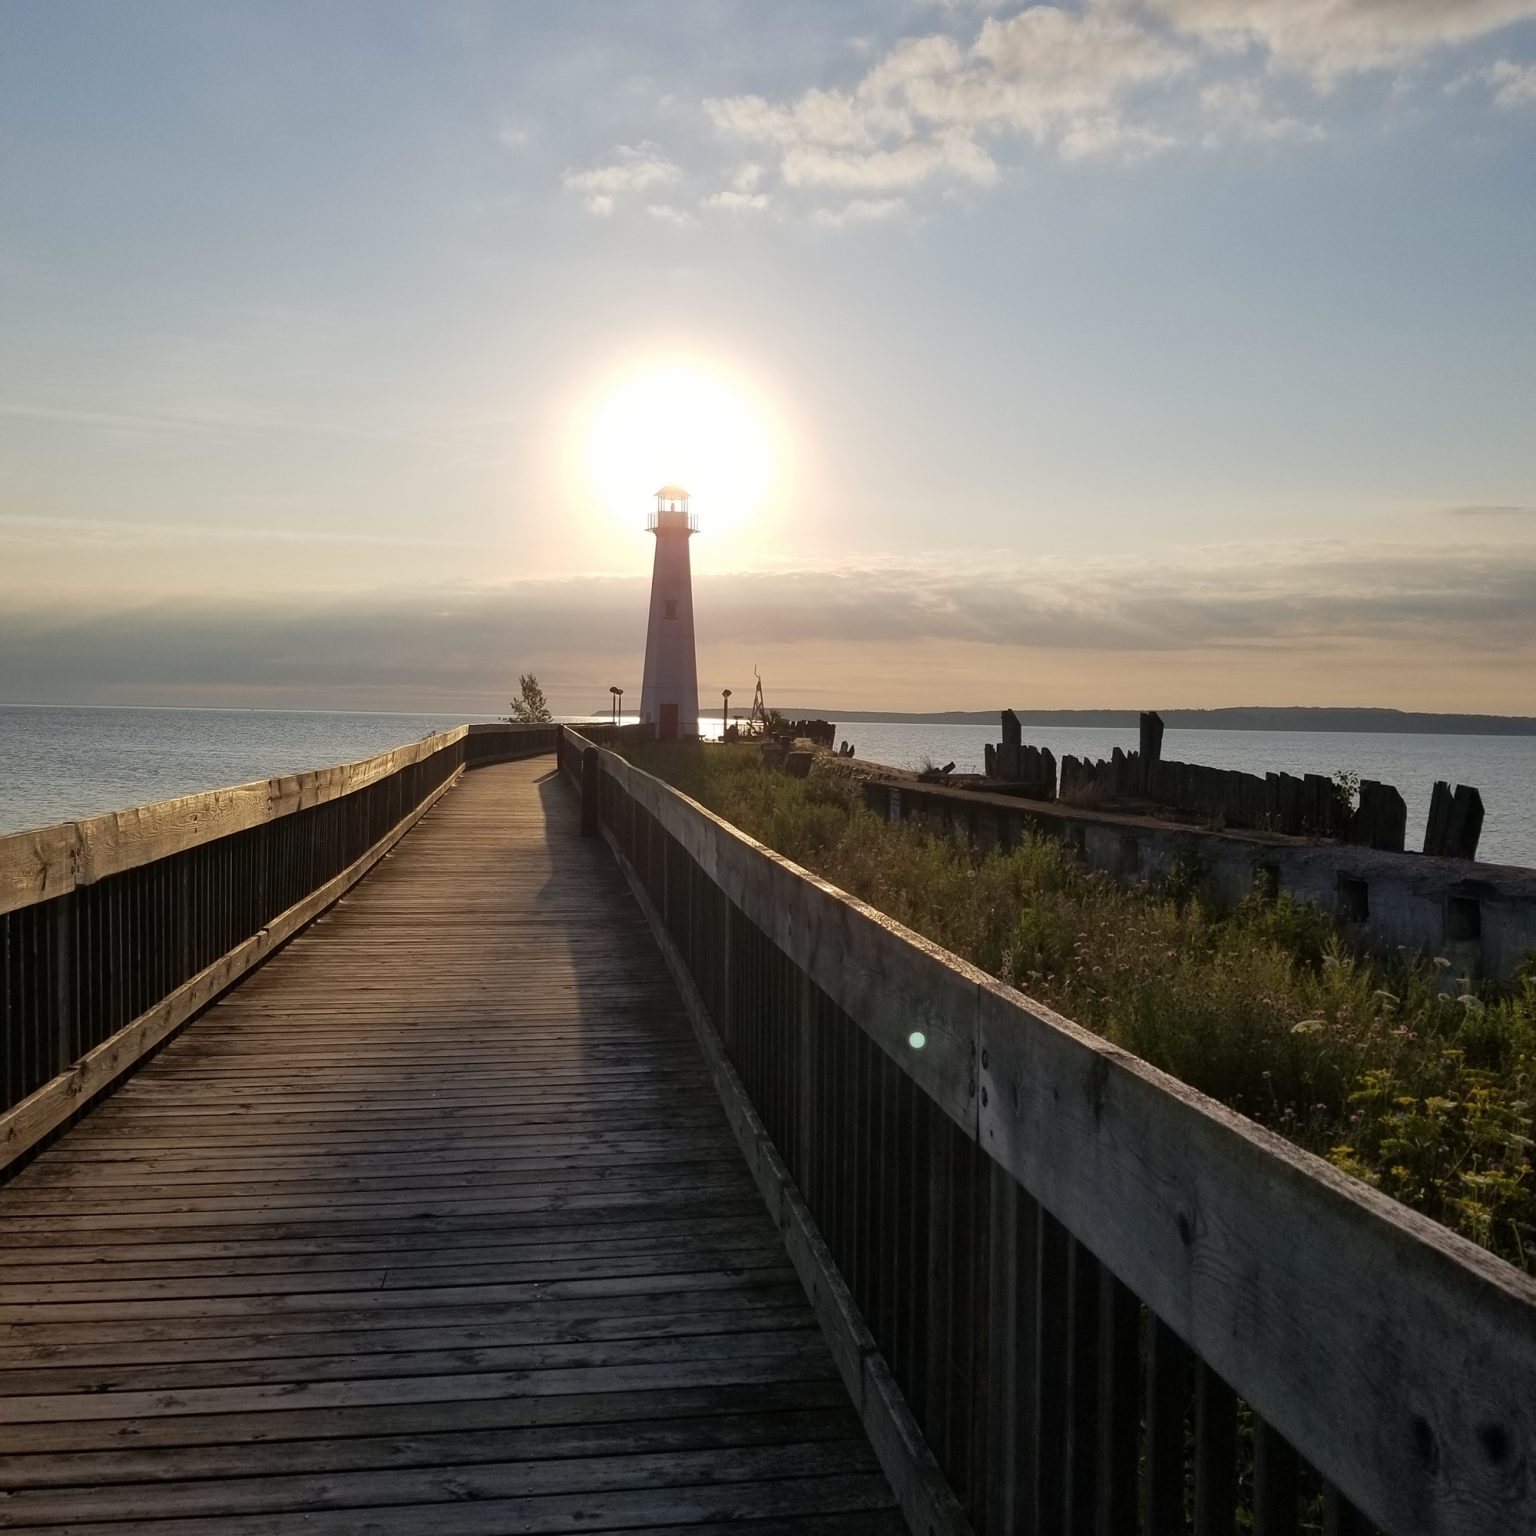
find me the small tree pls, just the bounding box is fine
[506,673,553,724]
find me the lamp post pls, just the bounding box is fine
[609,685,623,727]
[722,688,732,740]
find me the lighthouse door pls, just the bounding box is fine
[659,702,679,742]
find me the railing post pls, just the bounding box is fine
[797,971,815,1187]
[581,747,600,837]
[52,898,74,1082]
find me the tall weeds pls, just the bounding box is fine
[627,742,1535,1269]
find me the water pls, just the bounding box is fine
[2,706,1532,869]
[0,706,491,834]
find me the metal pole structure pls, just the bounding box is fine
[616,688,624,727]
[722,689,732,739]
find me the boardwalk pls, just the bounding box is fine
[0,759,902,1534]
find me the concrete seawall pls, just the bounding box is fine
[865,777,1536,983]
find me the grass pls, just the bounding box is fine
[624,741,1536,1270]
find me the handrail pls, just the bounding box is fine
[0,728,466,917]
[560,728,1536,1536]
[0,722,558,1162]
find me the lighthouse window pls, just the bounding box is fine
[664,599,678,620]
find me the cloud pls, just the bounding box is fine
[782,134,998,190]
[1443,503,1535,517]
[646,202,697,226]
[1123,0,1536,81]
[706,88,909,151]
[704,4,1191,204]
[812,197,910,227]
[943,6,1191,131]
[1199,78,1324,140]
[1484,58,1536,107]
[1058,115,1175,159]
[4,541,1531,712]
[631,1,1531,224]
[563,141,680,215]
[0,511,478,552]
[702,189,772,214]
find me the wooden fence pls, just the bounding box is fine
[0,722,557,1166]
[561,728,1536,1536]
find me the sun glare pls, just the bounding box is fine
[581,362,776,535]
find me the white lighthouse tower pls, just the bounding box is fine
[638,485,700,741]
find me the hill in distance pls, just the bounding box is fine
[780,706,1536,737]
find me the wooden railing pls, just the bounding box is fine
[0,722,557,1166]
[561,729,1536,1536]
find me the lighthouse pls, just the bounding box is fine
[638,485,700,741]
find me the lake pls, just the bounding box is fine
[2,705,1532,870]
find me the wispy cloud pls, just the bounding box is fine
[563,141,680,216]
[705,6,1188,204]
[1443,503,1535,517]
[0,398,473,452]
[0,512,481,552]
[1199,78,1324,141]
[645,202,697,226]
[701,189,772,215]
[656,0,1536,224]
[812,197,910,227]
[1483,57,1536,107]
[1124,0,1536,82]
[5,541,1531,710]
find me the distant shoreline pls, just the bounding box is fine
[782,707,1536,737]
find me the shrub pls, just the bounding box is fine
[624,741,1534,1269]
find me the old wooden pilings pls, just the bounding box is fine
[1139,711,1164,794]
[991,726,1055,796]
[1424,782,1483,860]
[1348,781,1408,852]
[784,719,837,748]
[993,710,1479,855]
[996,710,1023,779]
[990,712,1055,797]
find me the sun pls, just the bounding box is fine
[581,361,777,535]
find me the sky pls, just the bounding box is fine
[2,0,1534,717]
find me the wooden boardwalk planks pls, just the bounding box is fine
[0,758,902,1534]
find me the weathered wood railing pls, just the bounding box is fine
[560,728,1536,1536]
[0,721,557,1165]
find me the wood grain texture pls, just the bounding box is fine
[977,976,1536,1536]
[0,824,79,916]
[0,763,465,1169]
[0,758,896,1533]
[597,744,982,1133]
[593,807,971,1536]
[0,724,563,916]
[571,732,1536,1536]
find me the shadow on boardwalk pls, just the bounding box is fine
[0,757,903,1534]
